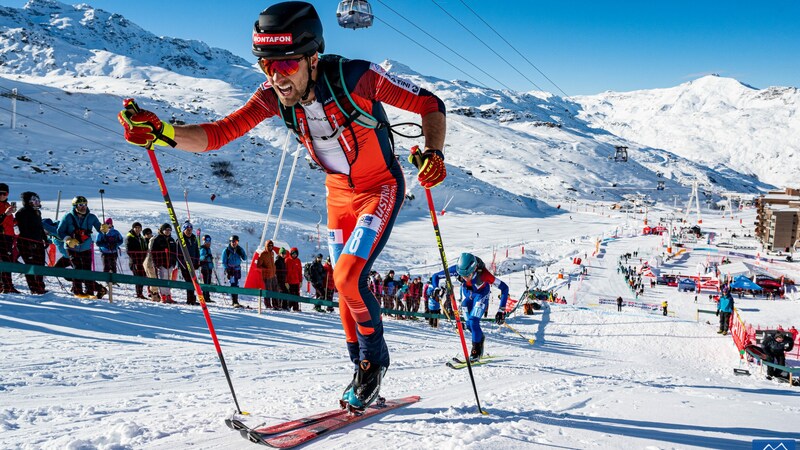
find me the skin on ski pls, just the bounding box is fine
[447,356,497,370]
[225,410,347,438]
[246,396,420,448]
[451,355,498,365]
[252,408,350,435]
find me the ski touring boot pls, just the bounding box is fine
[340,360,387,415]
[469,337,485,363]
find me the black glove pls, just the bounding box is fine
[715,310,720,316]
[494,311,506,325]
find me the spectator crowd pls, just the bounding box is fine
[2,186,493,330]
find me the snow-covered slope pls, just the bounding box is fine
[0,0,780,218]
[575,75,800,188]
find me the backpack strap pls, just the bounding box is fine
[319,55,382,130]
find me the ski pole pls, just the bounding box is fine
[184,189,191,222]
[272,143,302,241]
[122,99,244,415]
[503,322,535,345]
[212,266,230,306]
[55,190,62,220]
[258,130,291,248]
[413,146,487,415]
[99,189,105,222]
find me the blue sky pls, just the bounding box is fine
[6,0,800,94]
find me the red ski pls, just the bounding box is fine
[229,396,420,448]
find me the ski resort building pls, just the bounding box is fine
[754,188,800,252]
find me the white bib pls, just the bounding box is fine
[302,101,350,175]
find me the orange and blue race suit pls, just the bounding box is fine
[198,58,445,368]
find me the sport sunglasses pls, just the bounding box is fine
[259,57,304,77]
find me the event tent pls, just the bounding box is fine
[730,275,762,291]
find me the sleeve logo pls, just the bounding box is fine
[370,63,420,95]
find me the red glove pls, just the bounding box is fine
[409,146,446,188]
[117,98,176,148]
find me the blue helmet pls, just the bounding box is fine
[457,253,478,278]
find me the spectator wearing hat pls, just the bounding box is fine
[762,331,794,379]
[199,234,215,303]
[407,276,423,317]
[15,191,47,294]
[716,287,734,335]
[150,223,178,303]
[256,240,279,309]
[0,182,21,294]
[141,227,160,300]
[275,247,288,310]
[176,220,200,305]
[382,270,397,315]
[96,218,124,274]
[57,196,107,299]
[308,253,326,312]
[222,235,247,308]
[126,222,148,299]
[285,247,303,311]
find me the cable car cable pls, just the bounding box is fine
[431,0,546,92]
[457,0,570,98]
[371,16,490,89]
[374,0,514,91]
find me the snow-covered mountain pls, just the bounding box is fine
[0,0,262,89]
[0,0,790,220]
[575,75,800,188]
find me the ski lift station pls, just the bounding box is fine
[614,146,628,162]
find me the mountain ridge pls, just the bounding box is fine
[0,0,787,216]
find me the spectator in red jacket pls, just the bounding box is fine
[0,183,20,294]
[407,276,423,316]
[285,247,303,311]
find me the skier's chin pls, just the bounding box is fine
[277,94,301,107]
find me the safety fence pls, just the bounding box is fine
[0,261,505,323]
[744,347,800,386]
[599,297,660,312]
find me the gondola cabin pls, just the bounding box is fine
[337,0,374,29]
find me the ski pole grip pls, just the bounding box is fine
[409,145,424,169]
[123,98,141,115]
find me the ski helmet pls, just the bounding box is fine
[457,253,478,278]
[203,234,212,243]
[230,235,240,242]
[72,195,88,205]
[0,183,8,193]
[252,1,324,58]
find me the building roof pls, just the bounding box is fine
[769,204,800,213]
[763,194,800,202]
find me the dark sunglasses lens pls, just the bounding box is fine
[261,58,301,77]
